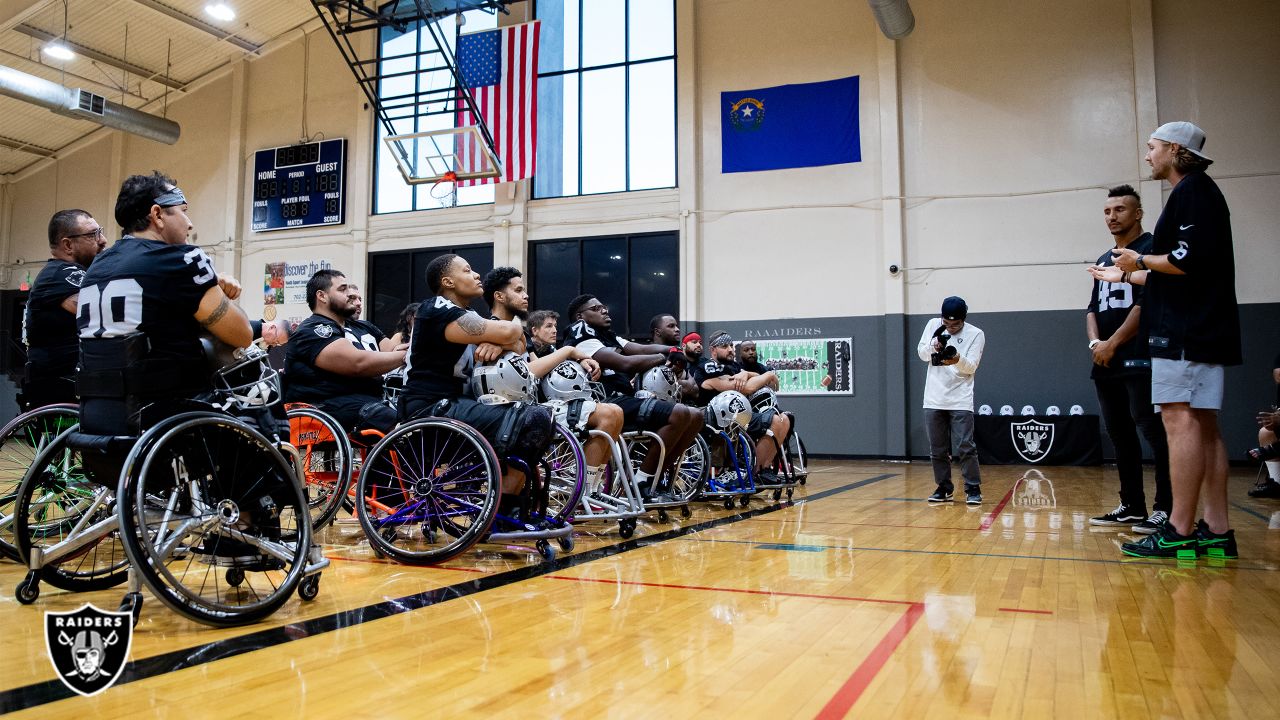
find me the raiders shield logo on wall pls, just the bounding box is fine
[45,604,133,697]
[1011,419,1055,463]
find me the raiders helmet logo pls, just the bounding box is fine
[1011,419,1055,463]
[45,604,133,697]
[314,324,334,338]
[65,269,86,288]
[553,361,579,379]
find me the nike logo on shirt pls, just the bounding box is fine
[1179,224,1194,230]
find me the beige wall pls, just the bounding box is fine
[1,0,1277,322]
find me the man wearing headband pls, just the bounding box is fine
[76,172,251,433]
[1089,121,1241,560]
[19,209,107,410]
[693,331,790,481]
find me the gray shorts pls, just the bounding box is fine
[1151,358,1224,411]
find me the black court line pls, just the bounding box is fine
[1230,501,1274,524]
[0,473,898,713]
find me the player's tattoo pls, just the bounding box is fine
[457,312,487,336]
[199,296,231,327]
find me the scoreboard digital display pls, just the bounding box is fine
[251,138,346,232]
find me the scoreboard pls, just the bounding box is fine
[251,138,346,232]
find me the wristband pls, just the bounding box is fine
[1136,255,1147,271]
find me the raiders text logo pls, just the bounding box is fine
[45,604,133,697]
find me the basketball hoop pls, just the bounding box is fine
[430,170,458,200]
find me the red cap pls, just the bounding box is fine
[682,332,702,345]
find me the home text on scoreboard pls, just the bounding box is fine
[251,138,346,232]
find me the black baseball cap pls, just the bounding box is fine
[941,296,967,320]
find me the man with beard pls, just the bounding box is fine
[20,209,107,409]
[736,341,778,384]
[648,315,698,401]
[284,269,406,433]
[693,331,790,481]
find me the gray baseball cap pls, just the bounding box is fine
[1150,121,1211,161]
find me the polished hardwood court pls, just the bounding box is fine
[1,460,1277,719]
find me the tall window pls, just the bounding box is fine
[367,245,495,334]
[534,0,676,198]
[529,232,678,339]
[373,5,497,213]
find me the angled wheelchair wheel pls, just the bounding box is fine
[543,425,586,525]
[12,424,131,593]
[117,413,311,627]
[286,406,353,531]
[784,429,808,481]
[670,434,710,504]
[0,404,79,560]
[355,418,501,565]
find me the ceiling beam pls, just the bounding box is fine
[0,133,55,157]
[0,0,50,33]
[14,24,187,90]
[128,0,261,54]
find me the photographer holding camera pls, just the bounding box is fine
[917,296,987,504]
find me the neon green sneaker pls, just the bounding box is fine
[1121,524,1199,559]
[1195,519,1238,560]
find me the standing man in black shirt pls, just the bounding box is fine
[562,295,701,500]
[1090,122,1242,559]
[19,209,106,410]
[1086,185,1171,534]
[284,269,405,434]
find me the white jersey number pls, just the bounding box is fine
[184,247,216,285]
[1096,280,1133,313]
[78,279,144,337]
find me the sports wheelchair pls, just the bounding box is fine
[696,391,758,509]
[11,335,327,627]
[746,387,808,500]
[0,402,80,561]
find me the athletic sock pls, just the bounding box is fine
[634,470,653,494]
[584,465,604,493]
[1267,460,1280,483]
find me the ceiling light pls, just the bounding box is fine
[204,3,236,22]
[42,42,75,60]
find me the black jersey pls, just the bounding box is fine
[23,259,86,378]
[692,358,742,406]
[284,314,383,401]
[1087,232,1154,379]
[77,237,217,365]
[740,359,770,375]
[1143,171,1242,365]
[402,296,475,403]
[562,319,634,397]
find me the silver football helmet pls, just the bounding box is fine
[706,390,752,430]
[210,343,281,409]
[540,360,597,402]
[383,366,407,405]
[749,386,778,411]
[469,351,536,404]
[635,365,680,403]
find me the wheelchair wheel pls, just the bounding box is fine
[0,404,79,560]
[355,418,501,565]
[543,425,586,526]
[785,429,808,481]
[12,425,131,592]
[671,434,710,504]
[286,406,353,531]
[117,414,311,627]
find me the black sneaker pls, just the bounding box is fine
[1090,504,1146,526]
[1120,524,1198,559]
[927,490,953,503]
[1131,510,1168,535]
[1247,478,1280,499]
[1195,520,1238,559]
[966,491,982,505]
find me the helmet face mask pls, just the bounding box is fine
[213,344,281,409]
[470,351,536,404]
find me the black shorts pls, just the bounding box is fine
[747,407,778,440]
[610,394,676,431]
[315,394,397,435]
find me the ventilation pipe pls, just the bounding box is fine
[867,0,915,40]
[0,65,180,145]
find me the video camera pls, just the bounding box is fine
[930,326,958,366]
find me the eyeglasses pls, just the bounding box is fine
[66,227,104,240]
[585,304,606,312]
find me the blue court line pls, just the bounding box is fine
[1231,501,1274,524]
[682,537,1279,572]
[754,543,826,552]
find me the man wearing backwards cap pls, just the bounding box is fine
[917,296,986,505]
[1089,121,1242,560]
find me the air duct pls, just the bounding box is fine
[0,65,180,145]
[867,0,915,40]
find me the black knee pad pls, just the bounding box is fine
[494,403,554,465]
[636,397,661,426]
[358,401,397,434]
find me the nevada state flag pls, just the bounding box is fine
[721,76,860,173]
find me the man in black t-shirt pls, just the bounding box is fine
[19,209,106,410]
[284,269,405,434]
[649,315,698,401]
[692,331,790,481]
[1085,185,1171,534]
[1091,122,1242,559]
[735,340,777,379]
[400,254,554,507]
[77,172,252,435]
[562,295,701,500]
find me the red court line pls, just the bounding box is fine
[997,607,1053,615]
[542,574,919,607]
[978,482,1019,532]
[815,602,926,719]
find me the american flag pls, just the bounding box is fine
[455,21,540,186]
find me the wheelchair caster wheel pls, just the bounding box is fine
[298,575,321,601]
[723,498,734,510]
[799,477,806,486]
[226,568,245,587]
[657,509,669,523]
[786,487,794,500]
[380,527,398,544]
[680,505,691,518]
[772,490,782,501]
[536,540,555,562]
[16,574,39,604]
[119,592,144,626]
[619,519,636,539]
[557,534,575,553]
[740,496,750,508]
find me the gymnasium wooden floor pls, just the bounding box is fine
[1,460,1278,719]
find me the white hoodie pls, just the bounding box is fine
[917,318,985,411]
